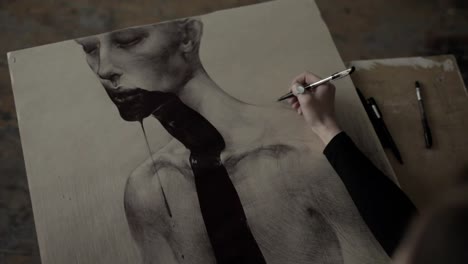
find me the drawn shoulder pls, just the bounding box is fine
[124,149,190,242]
[125,150,187,202]
[128,142,189,184]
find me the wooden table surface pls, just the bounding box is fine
[348,55,468,209]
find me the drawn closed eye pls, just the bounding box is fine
[115,36,144,48]
[83,45,98,55]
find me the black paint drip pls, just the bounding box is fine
[105,87,176,217]
[140,121,173,218]
[117,89,267,264]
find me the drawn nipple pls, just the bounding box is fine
[140,121,173,218]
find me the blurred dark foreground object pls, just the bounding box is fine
[393,182,468,264]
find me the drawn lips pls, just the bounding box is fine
[107,87,143,104]
[113,93,137,104]
[103,87,155,122]
[103,86,178,122]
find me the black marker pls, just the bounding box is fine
[357,88,389,148]
[367,97,403,164]
[415,81,432,148]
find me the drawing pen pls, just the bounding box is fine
[415,81,433,148]
[367,97,403,164]
[277,67,355,101]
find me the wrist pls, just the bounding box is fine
[312,121,342,145]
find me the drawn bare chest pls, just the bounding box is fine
[125,143,345,263]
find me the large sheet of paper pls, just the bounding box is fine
[8,0,394,263]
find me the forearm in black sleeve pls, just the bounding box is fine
[323,132,417,256]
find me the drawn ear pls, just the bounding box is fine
[180,18,203,53]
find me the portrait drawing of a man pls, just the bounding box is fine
[75,17,387,264]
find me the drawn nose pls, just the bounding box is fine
[97,51,122,87]
[99,72,121,87]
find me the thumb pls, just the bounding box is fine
[290,82,315,107]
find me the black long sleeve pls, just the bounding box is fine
[323,132,417,256]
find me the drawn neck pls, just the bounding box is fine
[178,70,252,121]
[151,93,225,153]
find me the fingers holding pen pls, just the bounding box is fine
[286,71,339,132]
[287,90,303,115]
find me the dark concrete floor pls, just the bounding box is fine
[0,0,467,263]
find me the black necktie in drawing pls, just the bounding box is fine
[151,93,267,264]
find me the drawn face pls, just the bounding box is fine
[76,20,201,121]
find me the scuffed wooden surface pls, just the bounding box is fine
[1,0,468,263]
[350,55,468,208]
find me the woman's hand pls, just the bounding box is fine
[287,72,342,145]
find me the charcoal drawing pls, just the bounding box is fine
[74,17,387,264]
